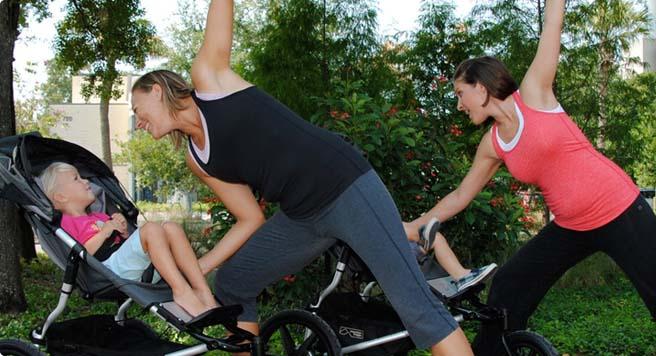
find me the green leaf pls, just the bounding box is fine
[465,211,475,225]
[363,144,376,152]
[402,137,416,147]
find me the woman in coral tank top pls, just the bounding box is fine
[404,0,655,353]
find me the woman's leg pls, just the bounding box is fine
[431,329,472,356]
[161,221,217,308]
[595,196,656,319]
[140,222,208,316]
[213,211,336,335]
[321,170,470,354]
[472,222,595,355]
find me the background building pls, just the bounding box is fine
[628,0,656,73]
[50,75,136,197]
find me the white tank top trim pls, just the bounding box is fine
[496,102,525,152]
[495,100,564,152]
[186,144,211,177]
[189,107,210,164]
[538,104,565,113]
[195,91,230,101]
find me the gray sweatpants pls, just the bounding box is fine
[214,170,458,348]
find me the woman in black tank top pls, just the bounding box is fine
[129,1,473,353]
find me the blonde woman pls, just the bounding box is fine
[129,0,473,354]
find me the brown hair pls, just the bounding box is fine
[453,56,518,106]
[132,70,193,148]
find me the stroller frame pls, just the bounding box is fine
[312,243,505,354]
[259,242,559,355]
[29,228,260,356]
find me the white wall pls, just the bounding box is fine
[646,0,656,71]
[50,103,134,197]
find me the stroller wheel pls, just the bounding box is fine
[0,339,45,356]
[502,330,559,356]
[260,309,341,356]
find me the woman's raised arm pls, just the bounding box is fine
[520,0,566,109]
[192,0,248,92]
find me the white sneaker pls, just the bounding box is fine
[453,263,498,292]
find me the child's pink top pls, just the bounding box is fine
[491,91,639,231]
[61,212,112,245]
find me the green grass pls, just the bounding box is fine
[530,253,656,355]
[1,254,655,355]
[532,278,656,355]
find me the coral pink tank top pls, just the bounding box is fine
[491,91,638,231]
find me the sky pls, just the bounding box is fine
[13,0,477,99]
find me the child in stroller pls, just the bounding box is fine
[0,134,259,355]
[39,162,217,317]
[410,217,497,292]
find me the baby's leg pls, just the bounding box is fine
[432,232,469,279]
[161,221,217,308]
[140,222,209,316]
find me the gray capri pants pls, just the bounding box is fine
[214,169,458,348]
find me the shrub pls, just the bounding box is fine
[311,80,529,265]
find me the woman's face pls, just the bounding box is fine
[454,79,490,126]
[131,85,173,140]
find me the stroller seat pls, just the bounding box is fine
[328,241,472,301]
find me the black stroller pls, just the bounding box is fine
[0,133,262,355]
[257,242,560,356]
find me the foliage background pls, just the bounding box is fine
[6,0,656,354]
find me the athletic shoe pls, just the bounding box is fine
[453,263,498,292]
[417,217,441,252]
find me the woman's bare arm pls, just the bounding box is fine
[520,0,566,109]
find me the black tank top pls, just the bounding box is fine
[188,86,372,219]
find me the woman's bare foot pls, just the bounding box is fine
[174,287,211,317]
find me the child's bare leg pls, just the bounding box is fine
[140,222,209,316]
[162,222,217,308]
[433,232,470,279]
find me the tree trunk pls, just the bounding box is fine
[597,50,611,151]
[0,0,28,313]
[99,60,119,168]
[99,94,113,167]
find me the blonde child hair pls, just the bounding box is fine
[39,162,77,202]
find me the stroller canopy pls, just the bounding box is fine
[0,133,136,223]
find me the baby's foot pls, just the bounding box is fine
[174,288,211,317]
[196,289,219,309]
